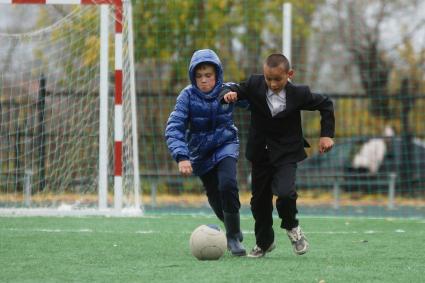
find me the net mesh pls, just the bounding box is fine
[0,4,139,212]
[132,0,425,217]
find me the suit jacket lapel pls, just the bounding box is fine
[257,79,272,117]
[273,82,294,118]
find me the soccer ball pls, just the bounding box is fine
[189,224,227,260]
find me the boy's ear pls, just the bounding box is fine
[288,69,294,79]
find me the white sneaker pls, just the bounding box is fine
[286,226,309,255]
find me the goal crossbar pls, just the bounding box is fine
[0,0,119,5]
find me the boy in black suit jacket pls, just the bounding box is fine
[222,53,335,257]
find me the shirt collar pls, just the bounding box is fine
[267,88,285,97]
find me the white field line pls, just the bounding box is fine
[1,228,410,235]
[3,228,157,234]
[140,214,425,222]
[0,211,423,221]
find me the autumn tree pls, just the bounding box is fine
[335,0,424,119]
[132,0,322,92]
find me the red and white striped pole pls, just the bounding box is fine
[113,0,124,210]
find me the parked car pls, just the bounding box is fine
[296,136,425,194]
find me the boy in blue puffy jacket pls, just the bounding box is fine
[165,49,246,256]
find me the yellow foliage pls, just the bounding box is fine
[83,36,100,67]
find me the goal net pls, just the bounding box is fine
[0,1,141,215]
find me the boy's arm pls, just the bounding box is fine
[301,88,335,138]
[165,91,191,162]
[219,89,239,104]
[218,87,249,109]
[301,88,335,153]
[220,80,250,103]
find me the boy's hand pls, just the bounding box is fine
[223,91,238,103]
[319,137,334,154]
[178,160,193,177]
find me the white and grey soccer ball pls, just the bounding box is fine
[189,224,227,260]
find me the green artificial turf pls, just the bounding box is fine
[1,214,424,282]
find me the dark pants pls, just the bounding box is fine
[251,161,298,250]
[200,157,241,220]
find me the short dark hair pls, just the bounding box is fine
[195,62,216,73]
[264,54,291,71]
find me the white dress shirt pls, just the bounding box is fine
[266,88,286,116]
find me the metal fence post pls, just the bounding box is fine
[151,182,157,208]
[24,169,33,207]
[333,177,340,209]
[387,172,397,209]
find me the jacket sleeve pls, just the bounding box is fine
[165,90,190,162]
[223,79,250,101]
[220,82,250,109]
[300,86,335,138]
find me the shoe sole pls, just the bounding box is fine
[228,246,247,256]
[247,253,264,258]
[266,243,276,253]
[231,251,247,256]
[228,247,247,256]
[294,242,309,255]
[247,243,276,258]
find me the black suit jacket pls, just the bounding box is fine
[228,75,335,165]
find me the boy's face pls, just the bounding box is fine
[195,65,216,93]
[263,64,293,93]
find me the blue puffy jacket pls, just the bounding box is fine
[165,49,242,176]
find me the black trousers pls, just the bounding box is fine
[200,157,241,220]
[251,161,298,250]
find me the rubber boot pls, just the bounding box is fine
[207,194,243,242]
[209,203,243,242]
[223,212,246,256]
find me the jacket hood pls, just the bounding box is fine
[188,49,223,99]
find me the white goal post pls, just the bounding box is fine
[0,0,142,215]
